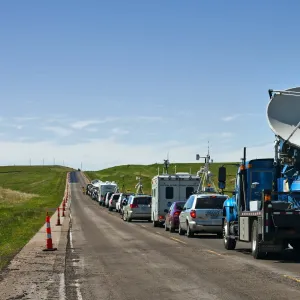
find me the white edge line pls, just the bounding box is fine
[59,273,66,300]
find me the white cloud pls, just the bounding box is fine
[70,117,119,129]
[42,126,73,137]
[220,132,234,138]
[136,116,164,122]
[86,128,98,133]
[222,113,262,122]
[111,128,129,135]
[0,137,275,171]
[14,117,39,122]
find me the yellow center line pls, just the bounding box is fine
[206,250,223,256]
[141,225,146,228]
[283,275,300,283]
[169,237,187,245]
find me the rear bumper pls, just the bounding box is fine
[189,221,222,233]
[129,212,151,219]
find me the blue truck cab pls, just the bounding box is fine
[218,151,300,259]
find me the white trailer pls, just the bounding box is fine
[91,180,118,203]
[151,172,200,227]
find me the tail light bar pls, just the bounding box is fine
[174,211,181,216]
[190,210,196,218]
[130,203,138,208]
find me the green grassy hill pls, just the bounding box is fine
[85,162,238,195]
[0,165,73,269]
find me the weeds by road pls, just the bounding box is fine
[0,166,73,270]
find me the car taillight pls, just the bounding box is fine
[130,204,138,208]
[174,211,180,216]
[190,210,196,218]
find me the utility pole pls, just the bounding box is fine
[30,158,31,166]
[81,162,83,170]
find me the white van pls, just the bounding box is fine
[151,172,200,227]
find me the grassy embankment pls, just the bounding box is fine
[0,165,73,270]
[85,162,238,195]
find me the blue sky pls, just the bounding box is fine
[1,0,300,170]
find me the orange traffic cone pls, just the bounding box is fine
[43,212,57,251]
[62,201,66,217]
[56,207,61,226]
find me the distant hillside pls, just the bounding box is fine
[85,162,238,195]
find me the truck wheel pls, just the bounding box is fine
[251,220,266,259]
[223,218,236,250]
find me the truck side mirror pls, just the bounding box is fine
[218,166,226,189]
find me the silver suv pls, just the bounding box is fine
[122,195,152,222]
[178,193,228,238]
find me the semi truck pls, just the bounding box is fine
[218,87,300,259]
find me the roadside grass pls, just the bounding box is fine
[0,165,73,270]
[85,162,238,195]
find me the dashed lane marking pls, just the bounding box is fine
[169,237,187,245]
[283,275,300,283]
[206,250,223,256]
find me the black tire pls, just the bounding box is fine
[178,223,185,235]
[169,221,175,233]
[223,218,236,250]
[165,221,169,231]
[251,220,266,259]
[147,219,152,222]
[108,207,112,211]
[186,223,194,238]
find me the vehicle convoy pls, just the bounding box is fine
[218,87,300,259]
[151,159,200,227]
[178,150,229,237]
[92,180,118,205]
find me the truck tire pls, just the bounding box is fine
[223,218,236,250]
[251,220,266,259]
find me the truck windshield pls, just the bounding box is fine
[195,197,226,209]
[250,171,273,200]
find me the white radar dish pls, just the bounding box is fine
[267,87,300,148]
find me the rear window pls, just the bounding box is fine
[133,197,151,205]
[195,197,226,209]
[113,194,120,200]
[175,202,186,211]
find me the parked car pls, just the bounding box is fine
[164,201,186,232]
[178,193,228,238]
[108,193,121,211]
[104,192,114,207]
[116,193,134,212]
[122,195,152,222]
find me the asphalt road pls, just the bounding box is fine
[65,171,300,300]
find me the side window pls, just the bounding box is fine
[186,187,194,199]
[186,196,194,209]
[184,196,193,209]
[166,187,174,199]
[169,203,175,211]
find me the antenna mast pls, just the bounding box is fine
[195,141,217,193]
[135,174,144,194]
